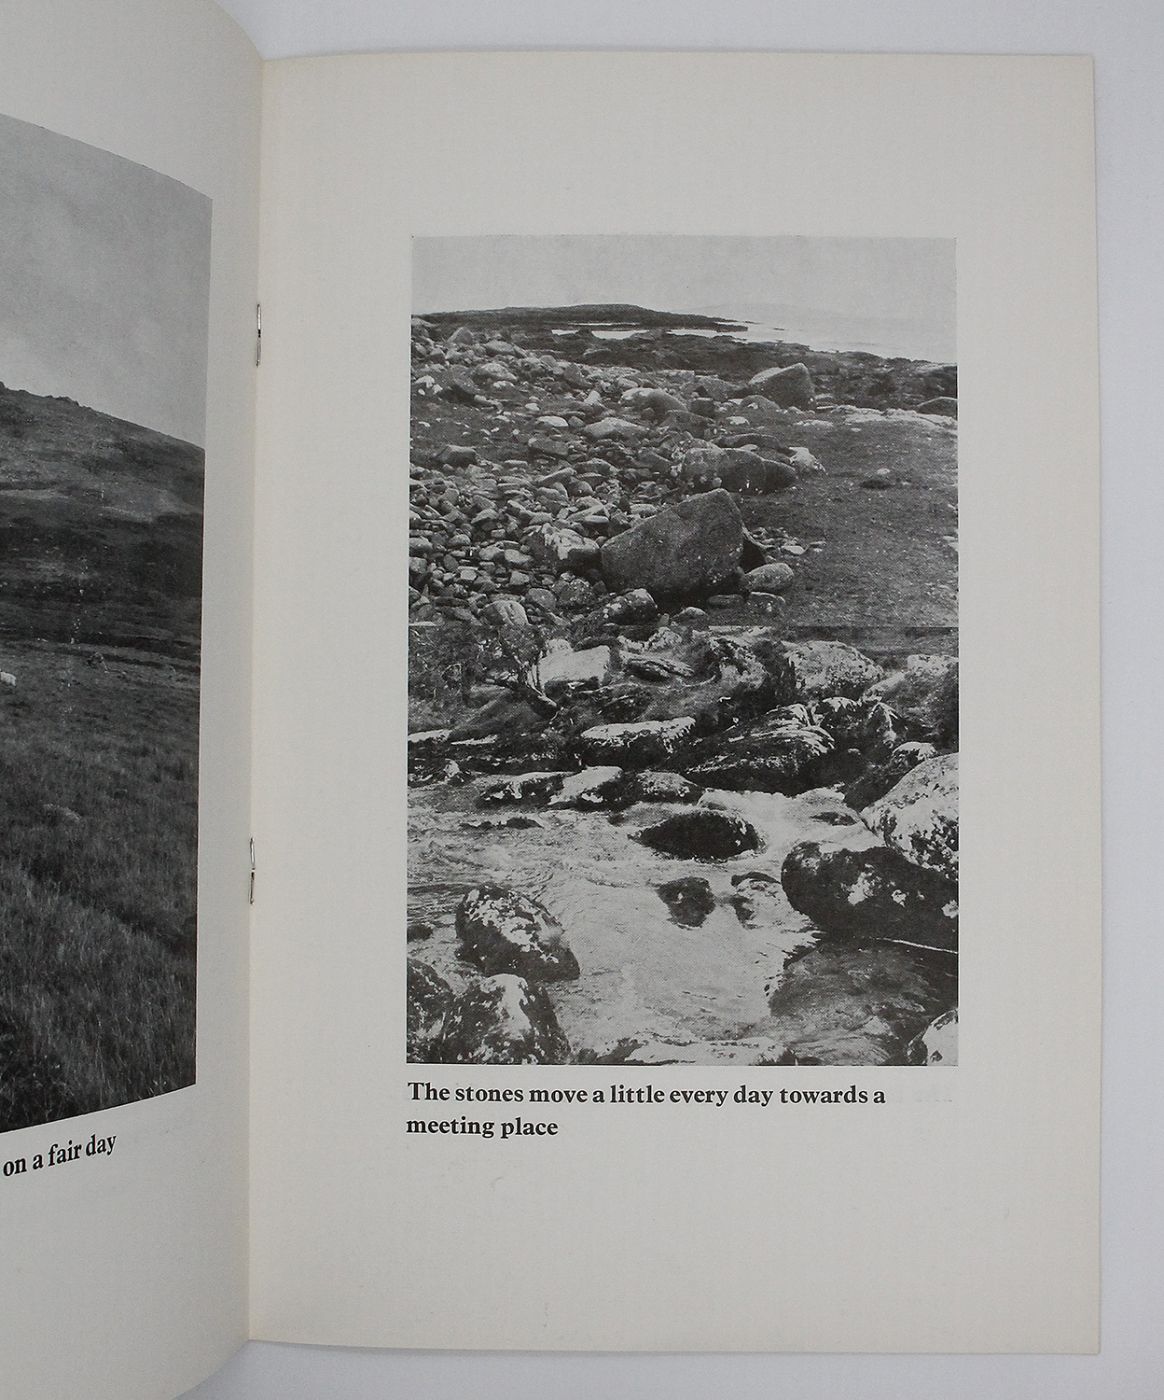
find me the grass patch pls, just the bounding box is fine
[0,643,198,1131]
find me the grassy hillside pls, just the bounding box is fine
[0,384,202,1132]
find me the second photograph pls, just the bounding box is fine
[406,234,958,1069]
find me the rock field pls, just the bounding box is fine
[407,307,959,1067]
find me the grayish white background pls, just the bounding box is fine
[199,0,1160,1396]
[0,113,211,446]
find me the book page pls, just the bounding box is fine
[0,2,260,1396]
[251,51,1099,1352]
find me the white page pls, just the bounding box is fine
[251,51,1099,1352]
[0,2,260,1396]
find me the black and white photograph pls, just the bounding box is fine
[0,114,210,1130]
[407,234,957,1068]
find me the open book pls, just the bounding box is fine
[0,8,1101,1398]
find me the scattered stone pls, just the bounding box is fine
[673,606,710,629]
[461,815,545,831]
[437,444,477,468]
[749,362,814,407]
[455,886,581,981]
[657,876,716,927]
[554,577,595,611]
[527,434,572,460]
[584,416,643,442]
[728,869,788,927]
[439,974,572,1065]
[478,772,570,807]
[525,587,558,613]
[783,640,883,702]
[742,562,795,595]
[789,446,825,474]
[625,771,703,804]
[525,521,601,572]
[548,766,625,809]
[621,386,687,416]
[748,591,786,615]
[598,588,658,626]
[578,717,697,766]
[539,642,615,686]
[482,597,528,628]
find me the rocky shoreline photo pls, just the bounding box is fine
[406,237,957,1068]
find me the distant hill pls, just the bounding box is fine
[419,303,744,332]
[0,382,203,654]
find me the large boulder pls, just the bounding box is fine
[862,752,958,883]
[749,362,814,407]
[407,959,455,1061]
[682,444,795,494]
[765,941,956,1065]
[455,886,581,981]
[637,808,761,860]
[577,717,697,766]
[715,452,797,494]
[438,974,571,1065]
[865,654,958,747]
[683,707,833,794]
[783,640,884,702]
[781,839,958,951]
[600,489,743,602]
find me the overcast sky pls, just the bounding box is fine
[414,234,954,356]
[0,113,211,447]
